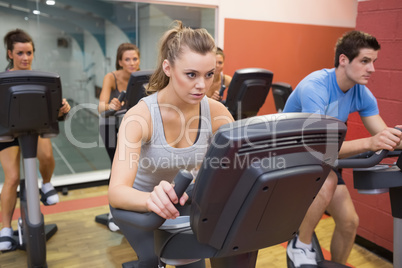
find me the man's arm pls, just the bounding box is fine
[339,115,402,158]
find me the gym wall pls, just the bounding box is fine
[344,0,402,253]
[156,0,357,115]
[223,19,353,115]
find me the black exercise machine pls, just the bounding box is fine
[287,148,402,268]
[327,149,401,267]
[124,70,153,110]
[221,68,273,120]
[95,70,153,227]
[111,112,347,267]
[350,150,402,267]
[0,70,62,267]
[271,82,292,112]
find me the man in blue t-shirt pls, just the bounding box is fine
[284,31,402,267]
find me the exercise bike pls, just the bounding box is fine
[341,149,402,267]
[0,70,62,267]
[288,148,402,268]
[95,69,152,228]
[111,112,347,267]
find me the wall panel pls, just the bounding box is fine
[223,18,353,115]
[345,0,402,252]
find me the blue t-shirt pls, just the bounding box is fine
[283,68,379,122]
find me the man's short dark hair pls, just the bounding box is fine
[334,30,380,68]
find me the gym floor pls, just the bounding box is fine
[0,185,393,267]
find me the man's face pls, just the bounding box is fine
[344,48,378,85]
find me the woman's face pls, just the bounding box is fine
[164,46,216,105]
[8,42,34,70]
[119,50,140,73]
[215,54,224,74]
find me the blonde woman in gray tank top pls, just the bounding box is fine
[109,21,233,267]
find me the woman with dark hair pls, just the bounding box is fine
[98,43,141,231]
[98,43,141,159]
[98,43,141,116]
[206,47,232,101]
[0,29,70,251]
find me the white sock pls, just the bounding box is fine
[42,182,59,205]
[295,236,313,251]
[0,227,13,251]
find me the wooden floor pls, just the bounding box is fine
[0,185,393,268]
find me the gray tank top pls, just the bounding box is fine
[133,92,213,192]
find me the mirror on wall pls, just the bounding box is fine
[0,0,216,187]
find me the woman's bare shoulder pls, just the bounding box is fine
[104,71,115,80]
[124,100,150,120]
[207,98,234,132]
[120,100,152,139]
[224,74,232,85]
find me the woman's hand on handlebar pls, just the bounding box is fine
[109,97,124,111]
[58,98,71,117]
[146,180,189,220]
[369,127,402,151]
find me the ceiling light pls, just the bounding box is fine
[46,0,55,5]
[33,10,40,15]
[10,5,30,13]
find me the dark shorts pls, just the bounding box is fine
[0,139,19,151]
[333,168,345,185]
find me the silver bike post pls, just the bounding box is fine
[24,157,41,225]
[394,217,402,268]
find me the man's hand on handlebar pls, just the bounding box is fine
[146,180,189,220]
[369,127,402,152]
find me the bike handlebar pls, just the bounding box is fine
[334,127,402,169]
[112,169,193,231]
[101,91,126,118]
[334,149,389,169]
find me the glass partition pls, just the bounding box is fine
[0,0,216,187]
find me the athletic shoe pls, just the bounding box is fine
[108,213,120,232]
[0,227,16,251]
[286,235,317,268]
[40,182,59,206]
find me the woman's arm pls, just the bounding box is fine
[224,74,232,89]
[108,102,149,210]
[98,73,114,113]
[99,72,124,113]
[108,102,186,219]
